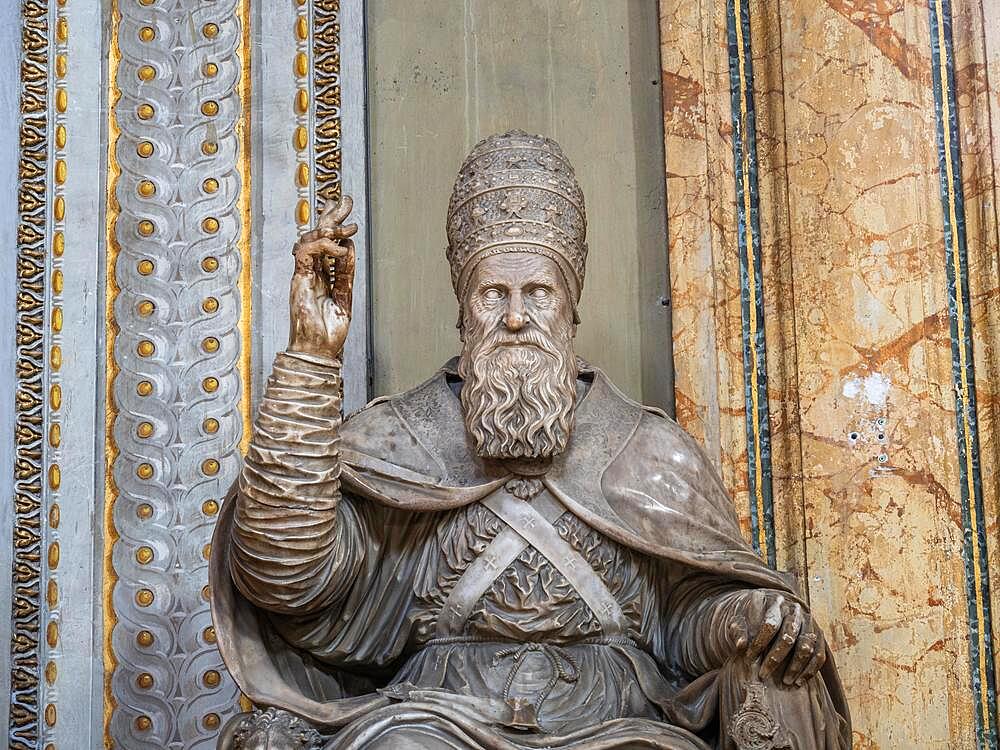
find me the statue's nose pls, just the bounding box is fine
[504,311,526,332]
[504,295,527,332]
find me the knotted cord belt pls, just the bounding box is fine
[407,636,640,729]
[491,642,580,715]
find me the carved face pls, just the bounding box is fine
[457,252,579,460]
[461,253,575,339]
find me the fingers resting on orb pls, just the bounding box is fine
[781,616,820,685]
[797,641,828,685]
[760,601,804,680]
[736,590,825,686]
[747,592,785,660]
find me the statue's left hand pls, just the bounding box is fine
[725,589,827,686]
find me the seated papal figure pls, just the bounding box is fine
[211,131,851,750]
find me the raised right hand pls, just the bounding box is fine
[288,195,358,359]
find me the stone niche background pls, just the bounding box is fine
[365,0,673,408]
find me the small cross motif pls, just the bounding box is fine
[507,153,528,168]
[500,193,530,219]
[519,513,536,529]
[561,556,577,571]
[483,553,499,571]
[537,153,563,172]
[542,202,562,223]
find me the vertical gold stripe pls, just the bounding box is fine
[237,0,252,455]
[933,0,990,735]
[102,1,122,744]
[293,0,312,230]
[732,0,768,563]
[46,1,70,742]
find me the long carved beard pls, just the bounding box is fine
[458,318,578,460]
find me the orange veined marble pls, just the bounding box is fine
[662,0,1000,745]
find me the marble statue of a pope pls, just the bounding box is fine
[210,131,851,749]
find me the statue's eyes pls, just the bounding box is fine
[483,288,505,302]
[529,287,550,300]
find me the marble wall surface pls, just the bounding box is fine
[663,0,1000,746]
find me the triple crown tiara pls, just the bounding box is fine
[446,130,588,305]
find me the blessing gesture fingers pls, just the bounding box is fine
[288,195,358,358]
[729,589,827,687]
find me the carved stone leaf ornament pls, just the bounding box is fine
[730,680,791,750]
[230,709,324,750]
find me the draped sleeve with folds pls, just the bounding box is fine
[231,350,375,615]
[212,357,852,750]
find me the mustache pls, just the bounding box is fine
[478,328,560,355]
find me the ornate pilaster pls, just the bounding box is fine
[103,1,251,746]
[1,0,358,746]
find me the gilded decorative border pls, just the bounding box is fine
[292,1,341,309]
[9,2,49,747]
[313,0,342,211]
[102,1,122,742]
[294,0,313,228]
[237,0,253,456]
[104,1,251,745]
[292,0,343,221]
[41,0,68,744]
[725,0,776,567]
[928,0,998,746]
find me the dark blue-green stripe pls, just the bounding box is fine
[725,0,776,568]
[928,1,997,746]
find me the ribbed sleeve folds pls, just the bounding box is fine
[230,351,364,614]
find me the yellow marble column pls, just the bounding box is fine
[663,0,1000,745]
